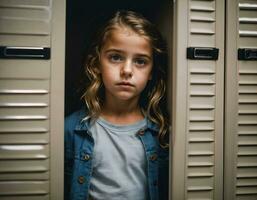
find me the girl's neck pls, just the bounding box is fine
[100,99,144,125]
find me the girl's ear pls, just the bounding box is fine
[94,62,101,74]
[94,66,101,74]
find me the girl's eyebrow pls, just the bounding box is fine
[104,49,124,54]
[104,49,152,60]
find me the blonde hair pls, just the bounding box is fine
[81,10,169,147]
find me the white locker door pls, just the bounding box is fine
[0,0,65,199]
[171,0,224,199]
[225,0,257,199]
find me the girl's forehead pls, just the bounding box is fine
[101,27,153,56]
[104,26,149,43]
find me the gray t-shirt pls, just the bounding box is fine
[88,117,148,200]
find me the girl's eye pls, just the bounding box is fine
[109,54,123,62]
[134,58,147,66]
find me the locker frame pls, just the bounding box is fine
[50,0,66,199]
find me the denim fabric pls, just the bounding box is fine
[64,109,169,200]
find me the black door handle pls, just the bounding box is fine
[238,48,257,60]
[187,47,219,60]
[0,46,50,59]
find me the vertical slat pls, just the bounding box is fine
[171,0,189,199]
[50,0,65,199]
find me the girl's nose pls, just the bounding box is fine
[121,60,133,78]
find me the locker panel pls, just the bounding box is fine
[187,191,213,200]
[188,155,214,165]
[0,0,52,198]
[0,7,50,19]
[236,196,257,200]
[239,75,257,84]
[0,80,49,91]
[0,120,49,132]
[0,171,49,180]
[0,94,49,106]
[190,85,216,96]
[189,121,215,131]
[190,21,215,34]
[0,1,50,35]
[0,35,50,46]
[190,34,216,46]
[239,63,257,74]
[190,74,215,84]
[0,133,49,144]
[190,96,215,109]
[188,142,214,154]
[0,159,49,173]
[188,176,214,188]
[0,1,51,46]
[0,144,49,159]
[238,145,257,155]
[0,18,50,35]
[0,0,50,7]
[0,107,49,119]
[0,60,50,79]
[188,166,214,176]
[240,37,257,47]
[0,196,49,200]
[189,131,214,143]
[237,177,257,186]
[190,110,215,122]
[189,61,216,74]
[0,181,49,195]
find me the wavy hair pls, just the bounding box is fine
[81,10,169,147]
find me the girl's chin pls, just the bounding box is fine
[113,94,139,102]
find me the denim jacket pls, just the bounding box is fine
[64,109,169,200]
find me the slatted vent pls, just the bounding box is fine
[0,0,51,199]
[237,1,257,199]
[187,0,221,199]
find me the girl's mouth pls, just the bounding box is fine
[117,82,134,87]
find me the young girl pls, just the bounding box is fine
[65,10,169,200]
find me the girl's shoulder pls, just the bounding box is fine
[65,108,89,132]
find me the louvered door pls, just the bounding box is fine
[172,0,224,199]
[0,0,65,199]
[225,0,257,199]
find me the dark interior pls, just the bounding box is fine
[65,0,172,116]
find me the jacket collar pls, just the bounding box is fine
[74,108,159,133]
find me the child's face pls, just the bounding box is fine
[99,27,153,103]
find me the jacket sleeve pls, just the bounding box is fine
[64,114,76,200]
[158,145,169,200]
[158,126,170,200]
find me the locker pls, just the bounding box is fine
[0,0,65,199]
[171,0,257,200]
[172,0,224,199]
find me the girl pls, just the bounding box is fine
[65,10,169,200]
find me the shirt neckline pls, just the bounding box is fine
[96,117,147,132]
